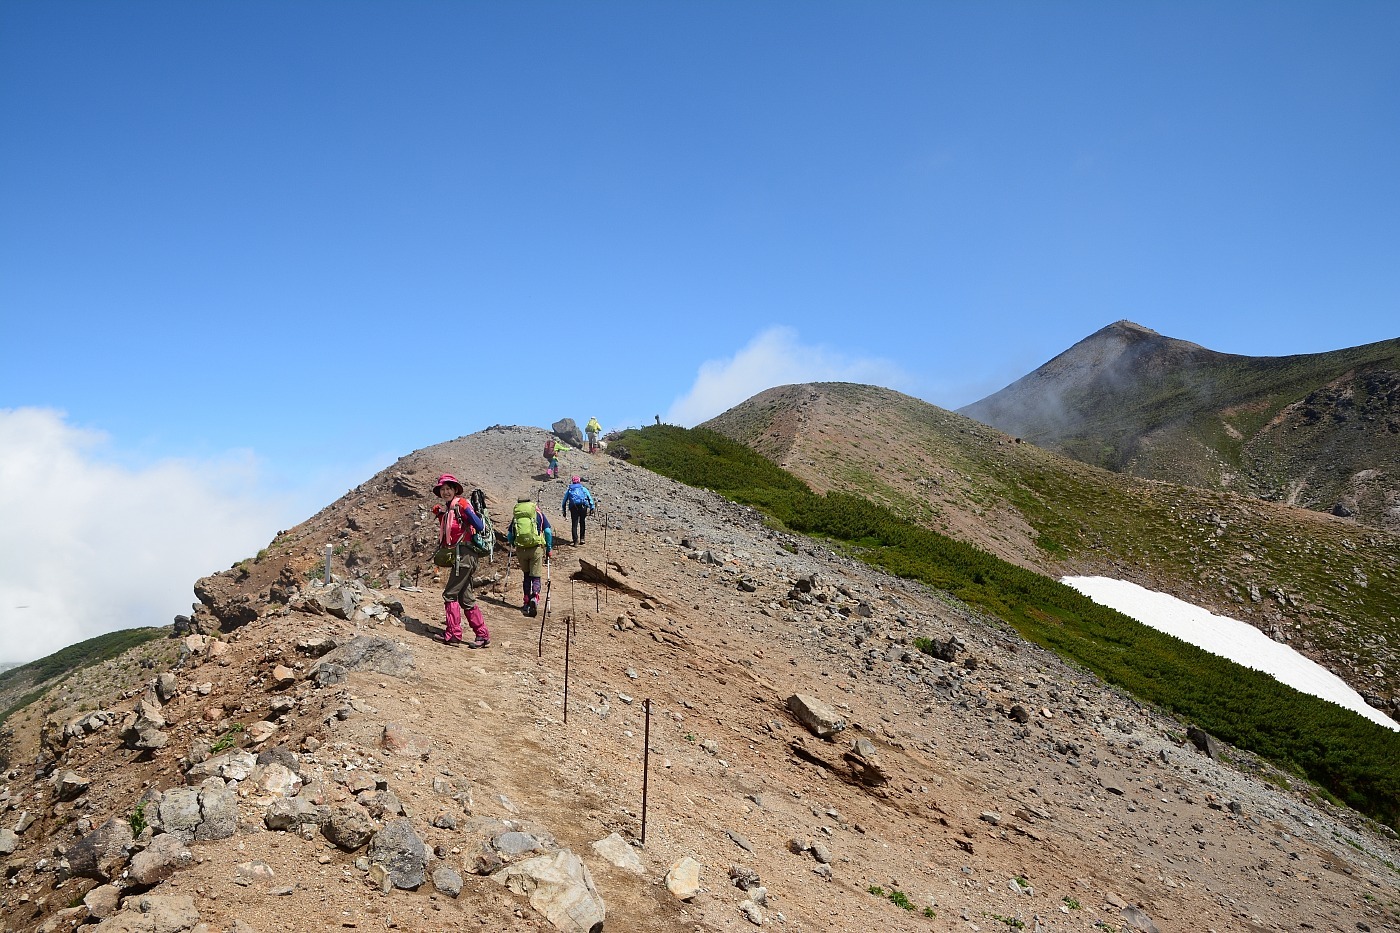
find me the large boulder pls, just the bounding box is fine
[68,816,134,882]
[1188,726,1223,761]
[185,750,257,784]
[309,636,415,683]
[193,570,260,631]
[264,797,328,832]
[493,849,605,933]
[129,833,193,886]
[367,817,427,890]
[551,419,585,449]
[786,694,846,740]
[53,769,91,801]
[152,781,237,843]
[90,893,201,933]
[322,804,376,851]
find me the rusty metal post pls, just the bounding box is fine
[641,698,652,845]
[564,613,572,724]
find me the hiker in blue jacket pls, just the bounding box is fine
[561,475,596,546]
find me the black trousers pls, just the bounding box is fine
[570,505,588,544]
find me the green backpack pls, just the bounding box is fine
[467,489,494,558]
[512,500,543,548]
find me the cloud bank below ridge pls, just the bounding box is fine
[0,408,293,666]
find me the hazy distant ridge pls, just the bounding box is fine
[959,321,1400,532]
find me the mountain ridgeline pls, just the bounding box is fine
[699,381,1400,727]
[958,320,1400,533]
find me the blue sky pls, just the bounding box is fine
[2,1,1397,663]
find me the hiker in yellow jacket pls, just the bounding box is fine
[585,417,602,453]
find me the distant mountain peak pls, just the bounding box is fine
[960,323,1400,532]
[1103,319,1159,336]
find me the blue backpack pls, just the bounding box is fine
[566,484,591,507]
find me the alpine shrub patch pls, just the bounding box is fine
[617,424,1400,830]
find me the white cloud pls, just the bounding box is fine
[0,409,294,666]
[666,327,915,426]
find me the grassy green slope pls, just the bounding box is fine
[616,423,1400,830]
[704,383,1400,709]
[0,627,168,727]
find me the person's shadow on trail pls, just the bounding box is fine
[399,613,442,642]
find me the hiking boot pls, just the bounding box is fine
[527,601,538,617]
[468,637,490,649]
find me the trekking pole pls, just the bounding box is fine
[544,551,553,619]
[641,698,652,845]
[537,555,552,658]
[503,545,514,598]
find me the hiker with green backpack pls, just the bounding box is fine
[430,474,492,648]
[507,497,553,616]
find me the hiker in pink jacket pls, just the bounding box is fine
[431,474,491,648]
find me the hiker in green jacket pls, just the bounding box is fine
[585,417,602,453]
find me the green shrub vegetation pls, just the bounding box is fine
[868,885,927,914]
[0,627,168,727]
[211,723,244,753]
[616,424,1400,830]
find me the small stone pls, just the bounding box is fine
[665,855,702,900]
[245,721,279,745]
[432,866,463,898]
[235,860,276,886]
[729,865,762,891]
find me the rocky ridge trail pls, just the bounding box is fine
[2,426,1398,932]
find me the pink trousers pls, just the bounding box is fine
[443,602,488,643]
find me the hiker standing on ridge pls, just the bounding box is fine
[431,474,491,648]
[507,497,553,616]
[561,475,596,546]
[585,417,602,453]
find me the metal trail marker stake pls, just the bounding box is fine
[323,544,333,585]
[563,612,573,724]
[641,698,652,845]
